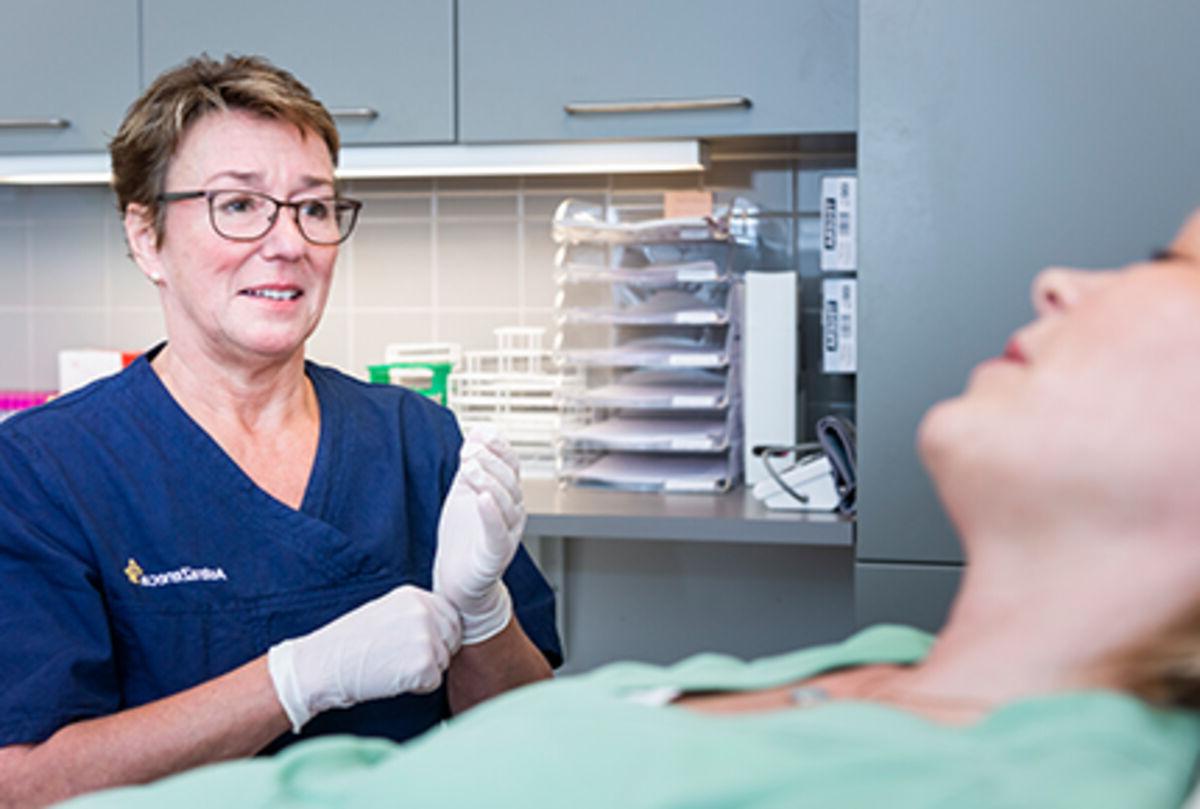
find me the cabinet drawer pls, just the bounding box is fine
[142,0,454,146]
[459,0,855,142]
[0,2,139,154]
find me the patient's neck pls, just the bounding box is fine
[901,531,1200,705]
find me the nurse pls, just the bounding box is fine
[0,55,560,806]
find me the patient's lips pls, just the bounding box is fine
[1002,336,1028,364]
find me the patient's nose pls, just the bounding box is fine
[1031,268,1110,316]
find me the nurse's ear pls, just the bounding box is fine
[124,203,165,285]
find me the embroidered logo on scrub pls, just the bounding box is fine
[124,557,228,587]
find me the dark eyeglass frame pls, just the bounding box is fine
[156,189,364,246]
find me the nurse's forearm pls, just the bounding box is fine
[0,655,288,809]
[446,618,552,714]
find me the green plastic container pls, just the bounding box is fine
[368,361,453,405]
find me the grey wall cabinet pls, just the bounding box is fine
[0,2,140,154]
[458,0,855,142]
[142,0,454,145]
[856,0,1200,625]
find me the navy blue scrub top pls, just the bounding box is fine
[0,348,561,751]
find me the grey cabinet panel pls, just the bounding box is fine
[0,2,139,153]
[458,0,855,142]
[142,1,453,145]
[561,539,854,673]
[855,562,961,633]
[857,1,1200,563]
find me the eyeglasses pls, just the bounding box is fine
[156,189,363,245]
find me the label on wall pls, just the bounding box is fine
[822,278,857,374]
[820,176,857,272]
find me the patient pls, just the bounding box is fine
[63,209,1200,808]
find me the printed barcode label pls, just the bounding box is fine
[820,176,857,271]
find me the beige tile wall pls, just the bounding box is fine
[0,167,828,405]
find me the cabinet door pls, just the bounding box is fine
[0,2,139,154]
[142,0,453,145]
[458,0,855,142]
[855,563,961,633]
[857,1,1200,564]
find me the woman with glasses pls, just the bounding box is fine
[0,55,560,807]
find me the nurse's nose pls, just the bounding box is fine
[1031,267,1112,316]
[260,207,309,262]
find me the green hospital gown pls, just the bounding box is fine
[63,625,1200,809]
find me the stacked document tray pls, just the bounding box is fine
[552,199,749,493]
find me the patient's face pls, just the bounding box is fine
[919,208,1200,542]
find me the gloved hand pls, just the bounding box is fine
[267,585,462,733]
[434,427,525,645]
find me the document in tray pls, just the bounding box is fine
[573,369,730,409]
[560,289,729,326]
[563,416,730,452]
[565,453,734,493]
[559,259,726,287]
[560,334,730,369]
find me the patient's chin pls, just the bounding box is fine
[915,398,964,473]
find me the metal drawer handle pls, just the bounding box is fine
[329,107,379,121]
[0,117,71,130]
[564,96,751,115]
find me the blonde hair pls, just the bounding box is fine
[108,54,339,245]
[1110,601,1200,709]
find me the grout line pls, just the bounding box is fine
[24,215,33,390]
[430,181,440,341]
[516,178,526,326]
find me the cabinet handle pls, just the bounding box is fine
[329,107,379,121]
[564,96,751,115]
[0,117,71,130]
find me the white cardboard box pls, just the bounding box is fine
[742,271,797,484]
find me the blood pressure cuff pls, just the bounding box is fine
[816,415,857,516]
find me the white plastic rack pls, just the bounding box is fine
[447,327,584,480]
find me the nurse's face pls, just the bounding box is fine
[918,209,1200,544]
[127,108,338,366]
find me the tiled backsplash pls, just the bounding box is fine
[0,161,853,435]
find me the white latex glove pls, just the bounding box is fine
[434,427,526,645]
[267,585,462,733]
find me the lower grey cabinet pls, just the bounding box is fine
[458,0,856,142]
[855,563,961,633]
[142,0,454,145]
[0,2,139,153]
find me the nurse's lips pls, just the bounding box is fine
[239,284,303,302]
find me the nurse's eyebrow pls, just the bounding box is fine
[1150,247,1184,262]
[204,170,262,186]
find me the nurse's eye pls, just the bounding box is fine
[215,192,264,217]
[298,198,333,221]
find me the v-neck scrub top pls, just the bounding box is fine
[0,349,561,750]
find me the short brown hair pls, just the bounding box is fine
[109,54,339,244]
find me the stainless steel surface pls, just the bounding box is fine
[522,479,853,546]
[0,117,70,130]
[563,96,752,115]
